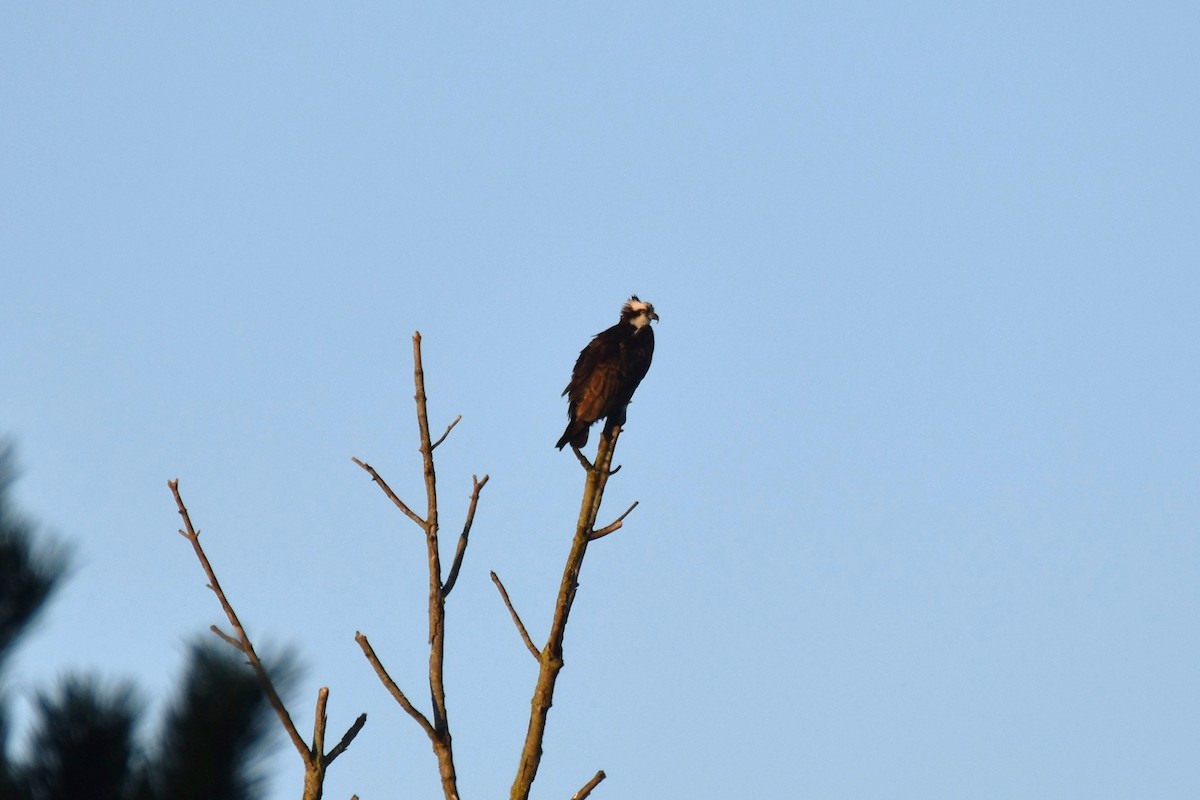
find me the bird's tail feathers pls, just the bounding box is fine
[555,420,590,450]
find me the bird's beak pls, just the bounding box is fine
[651,311,660,322]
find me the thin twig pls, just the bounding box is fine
[209,625,244,651]
[490,571,540,661]
[355,631,437,740]
[430,415,462,450]
[443,474,490,597]
[570,446,593,471]
[590,501,639,541]
[351,457,425,528]
[325,712,368,766]
[572,770,607,800]
[168,480,309,760]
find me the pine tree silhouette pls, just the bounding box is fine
[0,442,295,800]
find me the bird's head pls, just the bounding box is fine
[621,296,659,329]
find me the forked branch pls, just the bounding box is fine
[168,480,366,800]
[169,480,306,756]
[355,631,436,740]
[353,332,488,800]
[507,424,629,800]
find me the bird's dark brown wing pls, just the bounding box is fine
[572,358,622,424]
[557,321,654,449]
[563,324,623,420]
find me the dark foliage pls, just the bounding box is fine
[135,640,297,800]
[0,440,298,800]
[0,442,70,670]
[0,442,72,799]
[18,678,141,800]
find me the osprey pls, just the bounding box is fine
[556,296,659,450]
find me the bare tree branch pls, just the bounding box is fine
[355,333,494,799]
[169,480,367,800]
[409,332,460,797]
[355,631,437,740]
[443,474,490,597]
[313,687,329,759]
[570,447,593,471]
[209,624,244,651]
[351,457,425,528]
[430,415,462,450]
[168,480,309,760]
[490,571,540,661]
[509,424,628,800]
[590,501,638,541]
[572,770,607,800]
[325,712,369,766]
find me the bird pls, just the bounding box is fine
[556,296,658,450]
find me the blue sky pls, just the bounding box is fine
[3,3,1198,798]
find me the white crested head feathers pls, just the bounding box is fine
[621,296,659,328]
